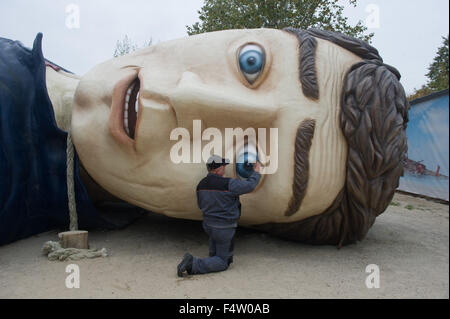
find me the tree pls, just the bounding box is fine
[113,35,153,57]
[407,85,434,101]
[408,35,449,101]
[426,35,449,92]
[186,0,373,42]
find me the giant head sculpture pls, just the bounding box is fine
[47,28,409,247]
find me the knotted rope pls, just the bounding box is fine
[42,241,107,261]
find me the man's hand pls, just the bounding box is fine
[229,161,262,195]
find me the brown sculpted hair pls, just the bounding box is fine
[256,29,410,247]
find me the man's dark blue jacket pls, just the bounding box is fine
[196,171,261,228]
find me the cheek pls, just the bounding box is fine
[73,81,98,111]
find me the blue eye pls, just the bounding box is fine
[239,50,263,74]
[236,148,259,179]
[238,44,265,84]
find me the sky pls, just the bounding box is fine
[0,0,448,95]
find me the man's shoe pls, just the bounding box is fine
[177,253,193,277]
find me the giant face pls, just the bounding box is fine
[71,28,409,246]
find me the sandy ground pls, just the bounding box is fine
[0,193,448,299]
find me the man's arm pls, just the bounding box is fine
[228,163,262,195]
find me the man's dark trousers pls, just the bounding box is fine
[191,221,236,274]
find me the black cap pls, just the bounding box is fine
[206,155,230,170]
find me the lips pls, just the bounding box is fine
[109,72,141,146]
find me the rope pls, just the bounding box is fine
[41,130,108,261]
[66,130,78,231]
[42,241,107,261]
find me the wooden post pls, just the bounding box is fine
[58,230,89,249]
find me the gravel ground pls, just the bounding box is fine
[0,193,448,299]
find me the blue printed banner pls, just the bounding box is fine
[398,90,449,201]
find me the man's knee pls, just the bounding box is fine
[220,261,230,271]
[215,255,233,269]
[208,257,229,273]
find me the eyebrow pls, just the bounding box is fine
[283,27,384,101]
[284,118,316,217]
[284,28,319,100]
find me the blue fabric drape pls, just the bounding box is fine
[0,33,109,245]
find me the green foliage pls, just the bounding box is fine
[389,201,401,206]
[407,85,434,101]
[426,35,449,92]
[114,35,153,57]
[408,35,449,101]
[405,204,415,211]
[187,0,373,42]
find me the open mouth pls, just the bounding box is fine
[109,72,141,146]
[123,78,140,139]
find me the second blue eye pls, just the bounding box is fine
[236,149,259,179]
[238,44,265,84]
[239,50,263,74]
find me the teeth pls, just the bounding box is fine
[125,87,132,107]
[124,85,133,134]
[124,118,129,135]
[135,92,139,113]
[123,82,138,137]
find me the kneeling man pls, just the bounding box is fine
[177,155,261,276]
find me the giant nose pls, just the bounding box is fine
[169,71,279,134]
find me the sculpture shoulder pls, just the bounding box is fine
[46,67,80,131]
